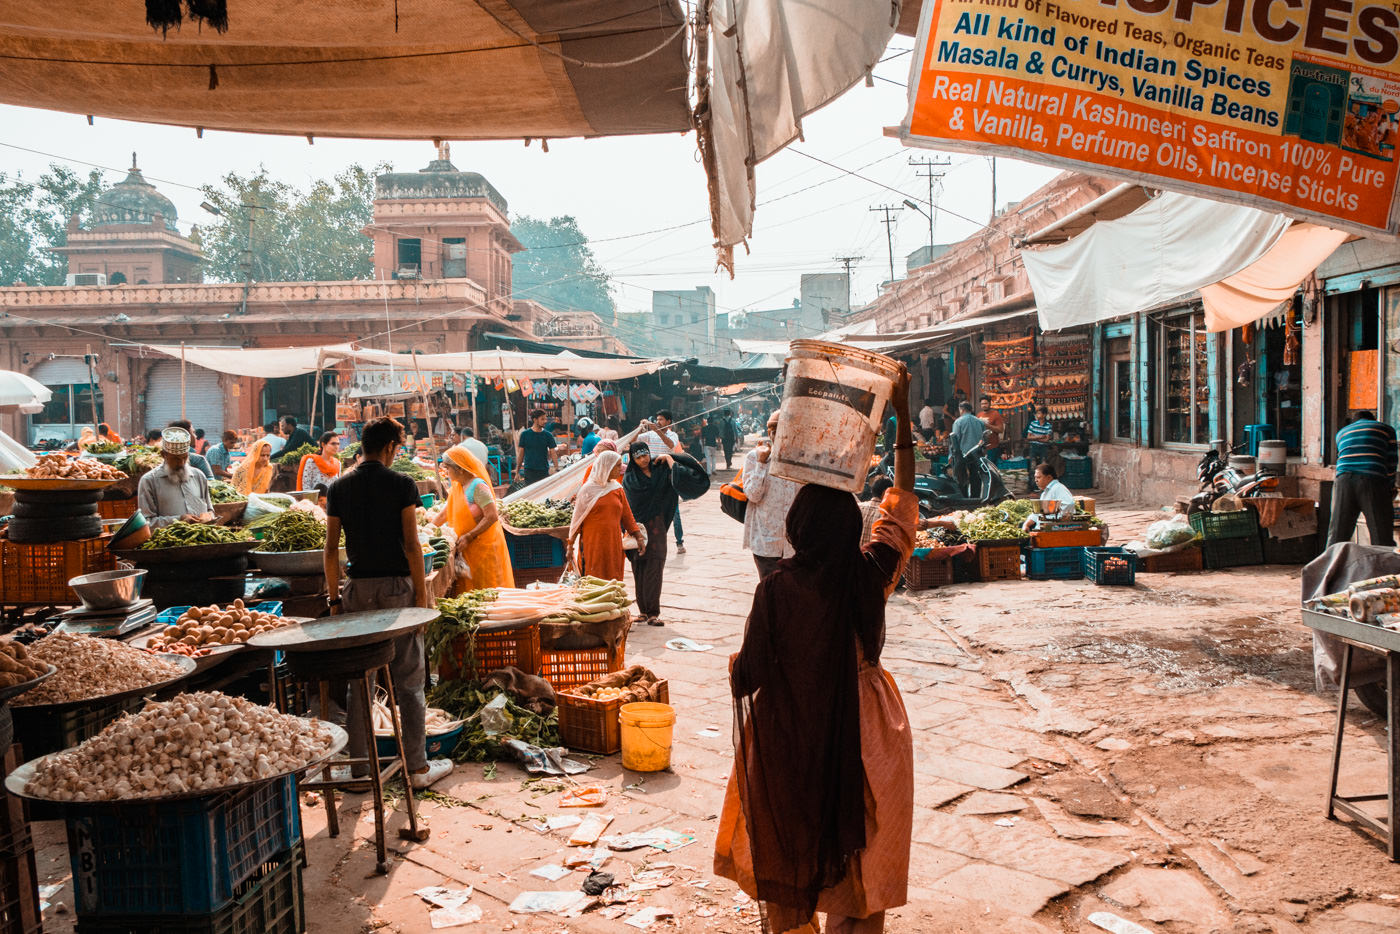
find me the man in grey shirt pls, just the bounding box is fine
[949,401,988,498]
[137,428,214,528]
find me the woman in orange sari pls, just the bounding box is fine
[715,367,916,934]
[567,450,642,582]
[431,445,513,591]
[232,439,274,495]
[297,432,341,491]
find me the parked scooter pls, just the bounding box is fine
[1188,441,1281,514]
[863,435,1012,516]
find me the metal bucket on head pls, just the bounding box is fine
[770,340,901,493]
[1257,440,1287,477]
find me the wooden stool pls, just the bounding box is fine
[285,640,428,874]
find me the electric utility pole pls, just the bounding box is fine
[909,155,950,247]
[832,255,863,315]
[869,205,902,285]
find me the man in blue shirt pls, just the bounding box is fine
[1025,406,1055,492]
[578,418,601,456]
[204,429,239,480]
[1327,410,1398,547]
[516,409,557,487]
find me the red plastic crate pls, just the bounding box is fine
[541,636,628,691]
[558,679,669,755]
[976,543,1022,582]
[903,555,954,591]
[437,625,541,681]
[0,535,116,605]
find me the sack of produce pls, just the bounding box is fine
[565,665,666,705]
[243,491,295,523]
[1145,514,1198,551]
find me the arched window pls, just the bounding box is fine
[108,272,127,284]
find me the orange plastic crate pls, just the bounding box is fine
[976,543,1022,582]
[0,536,115,605]
[437,625,541,681]
[541,636,628,691]
[96,498,137,521]
[558,679,669,755]
[1029,528,1102,549]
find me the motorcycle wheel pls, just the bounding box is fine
[1355,682,1388,718]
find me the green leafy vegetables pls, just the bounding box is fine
[140,522,253,549]
[392,456,428,480]
[209,479,244,504]
[425,590,499,670]
[425,679,560,762]
[276,442,316,465]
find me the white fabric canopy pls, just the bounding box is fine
[1021,192,1293,332]
[705,0,897,263]
[0,370,51,410]
[1200,224,1351,332]
[137,344,336,379]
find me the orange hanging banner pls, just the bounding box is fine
[896,0,1400,238]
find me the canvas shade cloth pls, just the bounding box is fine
[1200,223,1351,333]
[1021,192,1293,332]
[0,1,690,140]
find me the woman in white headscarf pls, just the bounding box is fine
[567,450,644,581]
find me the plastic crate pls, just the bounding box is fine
[437,625,541,681]
[1188,509,1258,541]
[1261,532,1321,565]
[0,536,115,605]
[12,693,147,760]
[155,602,285,626]
[541,636,628,691]
[65,776,301,916]
[558,679,669,755]
[1025,546,1084,581]
[0,846,41,934]
[1140,547,1203,574]
[996,457,1030,471]
[1029,528,1103,549]
[1061,455,1093,489]
[511,565,566,587]
[505,532,566,570]
[75,843,304,934]
[903,555,955,591]
[1084,547,1137,586]
[976,543,1022,582]
[97,498,137,521]
[1202,535,1264,569]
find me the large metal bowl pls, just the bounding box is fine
[67,568,147,611]
[249,548,346,576]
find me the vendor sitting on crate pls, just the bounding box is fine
[1022,463,1076,532]
[137,427,214,529]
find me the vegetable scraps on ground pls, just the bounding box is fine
[139,523,253,549]
[425,679,560,763]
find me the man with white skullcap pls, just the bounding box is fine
[136,427,215,528]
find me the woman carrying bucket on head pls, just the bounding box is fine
[715,349,916,934]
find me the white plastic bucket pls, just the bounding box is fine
[770,340,901,492]
[1257,440,1287,476]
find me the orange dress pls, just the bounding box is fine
[577,488,639,582]
[714,489,917,931]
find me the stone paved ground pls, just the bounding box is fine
[31,479,1400,933]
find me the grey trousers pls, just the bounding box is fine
[342,576,428,771]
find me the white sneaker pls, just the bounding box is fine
[410,759,453,789]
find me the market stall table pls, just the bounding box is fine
[1302,607,1400,859]
[249,607,436,873]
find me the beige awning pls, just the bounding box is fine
[1200,224,1352,333]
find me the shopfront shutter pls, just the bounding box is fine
[145,361,224,434]
[29,358,93,388]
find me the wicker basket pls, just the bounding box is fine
[558,679,668,755]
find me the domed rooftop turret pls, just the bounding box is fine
[89,153,179,231]
[375,143,508,214]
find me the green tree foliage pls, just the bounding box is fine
[511,215,616,322]
[197,163,385,283]
[0,165,105,286]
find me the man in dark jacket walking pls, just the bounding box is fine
[720,409,739,470]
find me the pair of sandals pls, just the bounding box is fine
[634,614,664,627]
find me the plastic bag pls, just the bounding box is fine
[243,492,294,523]
[1145,514,1198,551]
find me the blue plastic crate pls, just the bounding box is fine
[1061,455,1094,489]
[1025,546,1084,581]
[66,775,302,916]
[505,532,566,570]
[155,601,284,626]
[1084,547,1136,586]
[997,457,1031,471]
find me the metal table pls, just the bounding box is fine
[1302,608,1400,859]
[249,607,438,873]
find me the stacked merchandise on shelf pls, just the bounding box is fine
[981,335,1037,412]
[1037,333,1091,421]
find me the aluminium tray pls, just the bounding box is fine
[9,654,196,711]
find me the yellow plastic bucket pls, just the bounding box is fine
[619,702,675,772]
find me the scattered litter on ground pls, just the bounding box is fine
[993,817,1018,827]
[623,906,675,929]
[1088,911,1154,934]
[582,870,615,895]
[696,727,722,738]
[560,785,607,807]
[507,891,590,916]
[529,864,572,882]
[506,739,589,775]
[600,828,696,851]
[665,638,713,652]
[429,904,483,928]
[543,814,582,832]
[569,812,614,845]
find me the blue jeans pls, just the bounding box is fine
[671,509,684,545]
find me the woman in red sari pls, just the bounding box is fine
[567,450,643,582]
[715,366,916,934]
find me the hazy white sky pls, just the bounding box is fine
[0,38,1057,320]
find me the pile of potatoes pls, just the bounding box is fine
[147,599,290,657]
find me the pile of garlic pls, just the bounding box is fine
[18,633,185,705]
[26,692,337,801]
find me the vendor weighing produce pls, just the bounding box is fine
[136,427,214,528]
[1021,463,1076,532]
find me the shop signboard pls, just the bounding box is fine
[898,0,1400,237]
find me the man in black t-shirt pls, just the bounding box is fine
[516,409,557,487]
[324,417,451,789]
